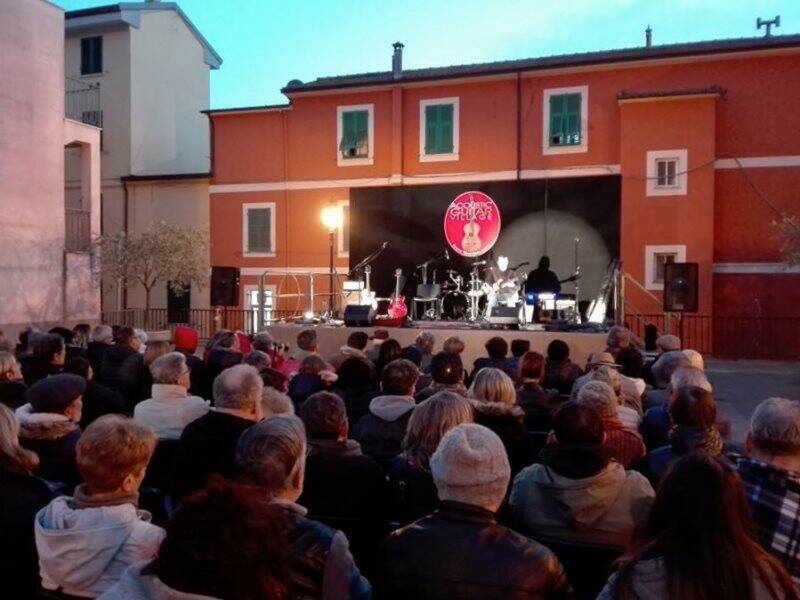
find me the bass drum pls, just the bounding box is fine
[441,291,468,320]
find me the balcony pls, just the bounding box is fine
[65,77,101,126]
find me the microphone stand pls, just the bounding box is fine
[349,243,388,278]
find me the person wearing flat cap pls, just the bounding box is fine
[570,352,643,415]
[15,374,85,486]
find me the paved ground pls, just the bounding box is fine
[707,359,800,443]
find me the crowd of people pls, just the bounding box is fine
[0,322,799,599]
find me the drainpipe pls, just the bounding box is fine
[516,72,522,179]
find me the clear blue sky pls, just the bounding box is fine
[56,0,799,109]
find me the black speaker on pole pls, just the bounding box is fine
[210,266,240,307]
[663,262,698,313]
[343,305,375,327]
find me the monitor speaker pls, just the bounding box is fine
[210,266,240,307]
[663,262,698,313]
[487,306,519,325]
[343,304,375,327]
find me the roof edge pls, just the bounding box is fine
[121,171,211,183]
[203,103,292,116]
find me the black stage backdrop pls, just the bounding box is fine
[349,177,620,302]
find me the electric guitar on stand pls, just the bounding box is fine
[376,268,408,327]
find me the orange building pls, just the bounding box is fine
[206,35,800,358]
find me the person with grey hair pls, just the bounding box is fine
[605,325,632,359]
[643,350,692,410]
[133,352,209,439]
[243,350,271,373]
[578,381,646,468]
[236,415,372,600]
[731,397,800,585]
[376,423,570,598]
[413,331,436,372]
[261,386,294,418]
[173,365,263,496]
[251,331,274,352]
[570,351,643,414]
[86,325,113,375]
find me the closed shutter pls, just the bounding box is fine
[425,104,454,154]
[549,93,581,146]
[247,208,271,253]
[339,110,369,157]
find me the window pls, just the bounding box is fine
[420,98,459,161]
[80,36,103,75]
[543,86,588,155]
[645,245,686,290]
[646,149,688,196]
[243,203,276,256]
[337,104,374,166]
[244,286,276,328]
[338,201,350,257]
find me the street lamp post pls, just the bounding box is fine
[320,204,343,318]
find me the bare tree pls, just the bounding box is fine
[94,222,208,312]
[775,214,800,266]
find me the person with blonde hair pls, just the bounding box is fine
[0,350,27,410]
[470,367,533,473]
[0,404,55,596]
[389,391,473,523]
[35,415,164,598]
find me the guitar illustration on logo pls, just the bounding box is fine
[461,221,483,254]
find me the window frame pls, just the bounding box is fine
[336,104,374,166]
[242,202,276,257]
[80,36,103,76]
[337,200,350,258]
[542,85,588,155]
[645,244,686,290]
[646,149,688,196]
[243,284,277,325]
[419,97,460,162]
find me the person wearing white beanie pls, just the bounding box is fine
[376,423,571,598]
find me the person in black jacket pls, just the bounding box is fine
[335,357,376,424]
[15,374,85,486]
[236,414,371,599]
[352,358,419,465]
[173,325,210,399]
[415,352,469,403]
[377,423,571,599]
[0,351,28,410]
[0,404,54,598]
[86,324,113,376]
[97,326,141,393]
[468,336,515,384]
[21,333,65,385]
[516,351,561,432]
[64,356,126,429]
[120,340,170,410]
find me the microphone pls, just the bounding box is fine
[444,249,449,261]
[471,260,487,266]
[381,241,389,249]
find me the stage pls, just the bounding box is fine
[264,323,606,370]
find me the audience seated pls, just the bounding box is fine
[288,354,337,407]
[86,324,113,376]
[71,323,91,351]
[204,330,244,382]
[35,415,164,598]
[615,346,646,397]
[298,391,388,524]
[97,326,141,393]
[470,367,535,473]
[412,331,436,373]
[641,386,726,485]
[604,326,632,360]
[21,332,65,385]
[252,330,286,372]
[335,356,376,424]
[442,335,466,356]
[571,352,642,414]
[99,478,292,599]
[643,350,692,411]
[235,415,371,599]
[0,404,54,597]
[508,338,531,381]
[173,365,262,496]
[375,338,403,378]
[65,356,126,429]
[511,402,654,546]
[591,365,641,430]
[16,374,85,486]
[683,348,705,370]
[598,453,796,599]
[377,423,571,599]
[172,325,209,399]
[292,328,320,362]
[388,391,474,524]
[400,345,432,392]
[469,336,515,383]
[133,352,210,440]
[261,386,295,418]
[0,350,28,410]
[577,381,645,468]
[731,397,800,585]
[641,366,712,450]
[352,358,419,464]
[365,329,389,363]
[515,351,560,431]
[641,333,680,386]
[328,331,372,372]
[121,340,171,409]
[415,351,468,402]
[542,339,584,396]
[242,349,271,375]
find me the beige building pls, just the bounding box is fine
[0,0,102,337]
[64,0,221,313]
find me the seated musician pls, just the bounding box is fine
[524,256,561,297]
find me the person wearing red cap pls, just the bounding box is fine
[173,326,209,400]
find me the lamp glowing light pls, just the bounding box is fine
[320,205,343,231]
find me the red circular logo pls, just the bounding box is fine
[443,191,501,257]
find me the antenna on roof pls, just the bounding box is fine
[757,15,780,37]
[645,25,652,47]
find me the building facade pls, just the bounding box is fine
[64,1,221,313]
[0,0,102,337]
[207,35,800,358]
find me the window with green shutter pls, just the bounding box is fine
[247,207,272,253]
[339,110,369,158]
[548,93,582,146]
[424,103,454,154]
